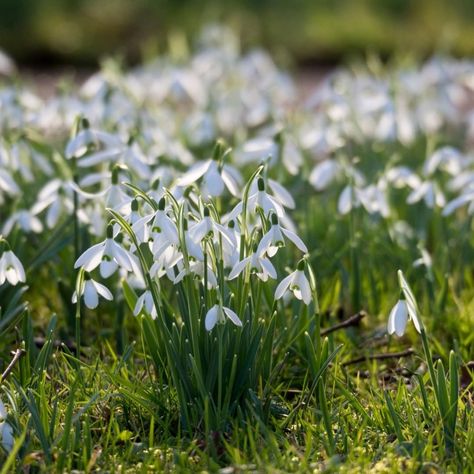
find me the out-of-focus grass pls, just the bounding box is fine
[0,0,473,66]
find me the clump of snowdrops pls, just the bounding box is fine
[72,141,324,430]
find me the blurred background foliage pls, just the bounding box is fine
[0,0,473,67]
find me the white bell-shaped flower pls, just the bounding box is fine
[72,276,113,309]
[0,246,26,286]
[274,261,312,305]
[205,304,242,331]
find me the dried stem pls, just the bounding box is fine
[342,348,415,367]
[321,311,366,336]
[0,348,26,383]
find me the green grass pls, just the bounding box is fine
[1,166,473,471]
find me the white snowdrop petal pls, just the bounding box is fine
[260,258,277,280]
[205,305,219,331]
[393,300,408,337]
[74,242,105,271]
[111,241,134,271]
[204,167,225,196]
[228,257,250,280]
[83,281,99,309]
[268,179,295,209]
[338,186,353,215]
[223,307,242,327]
[175,160,210,187]
[133,294,145,316]
[309,160,338,191]
[281,227,308,254]
[92,280,113,301]
[274,273,293,300]
[100,260,118,278]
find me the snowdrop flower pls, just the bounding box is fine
[413,248,432,269]
[309,160,340,191]
[72,275,113,309]
[257,213,307,257]
[134,290,157,319]
[226,177,286,222]
[423,146,464,176]
[188,207,234,249]
[65,119,119,159]
[274,260,312,305]
[0,169,20,197]
[0,399,13,453]
[175,157,242,198]
[187,207,216,242]
[406,180,445,208]
[2,209,43,236]
[74,225,135,278]
[149,246,181,280]
[248,177,287,219]
[442,190,474,216]
[70,167,133,214]
[132,198,178,250]
[387,270,423,336]
[182,220,205,261]
[249,177,295,210]
[357,181,390,218]
[0,243,26,286]
[215,219,240,268]
[228,250,276,282]
[337,185,359,215]
[385,166,421,189]
[235,136,277,166]
[174,260,218,288]
[205,304,242,331]
[387,297,410,337]
[31,179,77,228]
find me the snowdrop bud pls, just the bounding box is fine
[158,197,166,210]
[131,199,139,212]
[270,213,278,225]
[257,178,265,192]
[151,178,160,190]
[203,207,210,217]
[297,259,305,271]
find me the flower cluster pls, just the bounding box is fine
[73,158,311,331]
